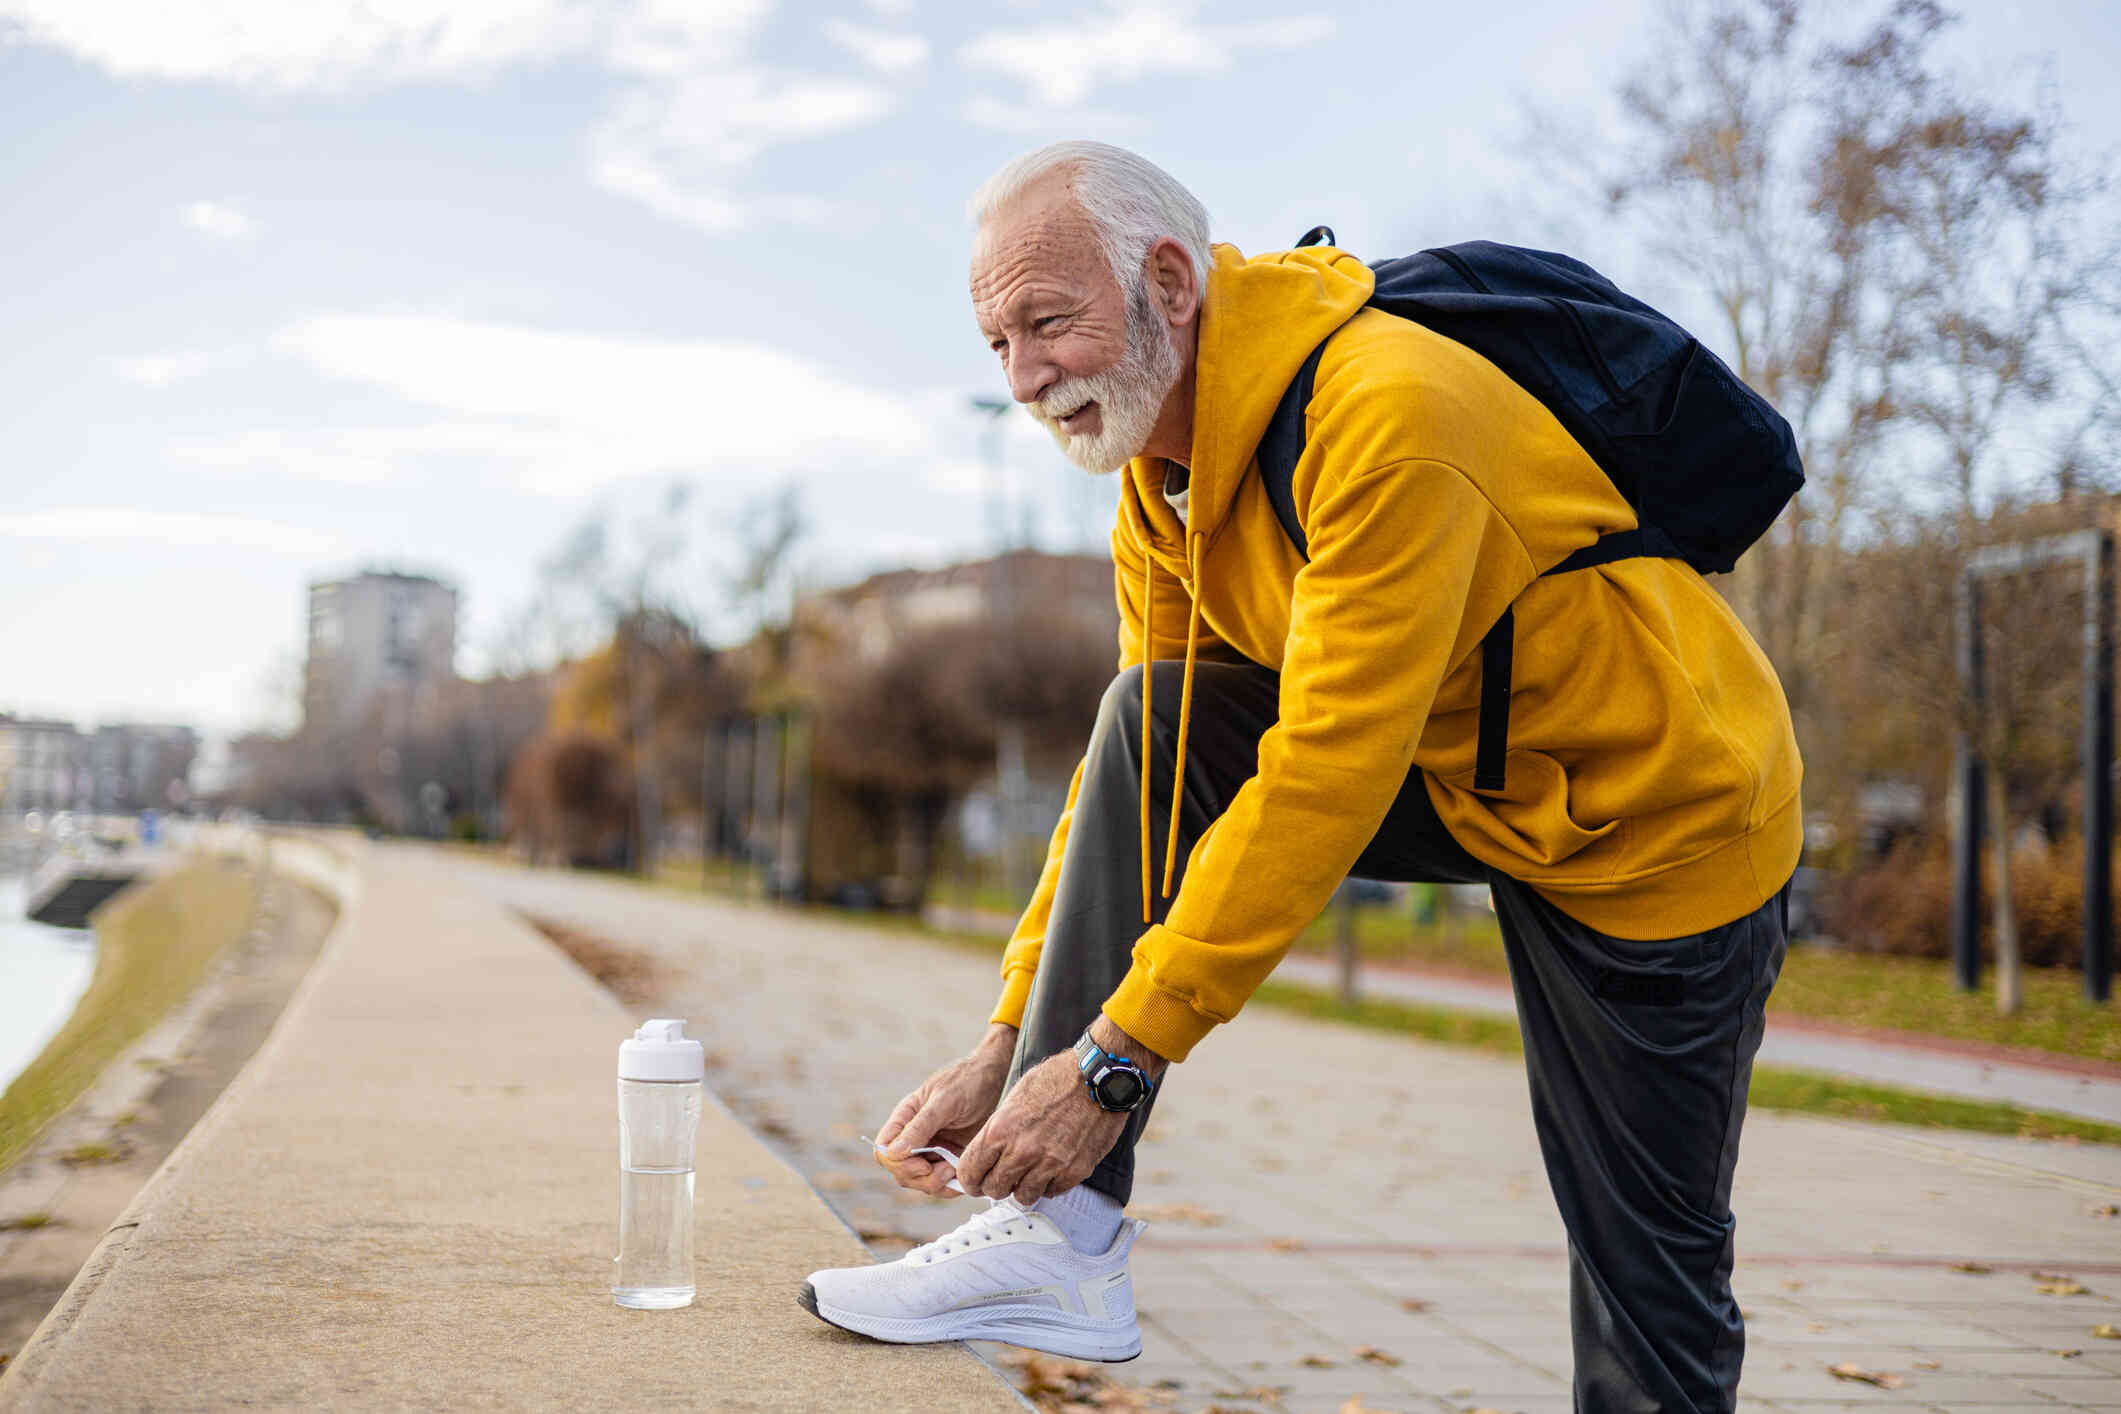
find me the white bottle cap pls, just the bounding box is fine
[618,1018,705,1082]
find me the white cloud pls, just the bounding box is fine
[0,0,600,92]
[601,0,769,79]
[225,311,936,496]
[588,66,894,233]
[0,0,901,237]
[114,349,226,387]
[960,95,1142,137]
[822,19,928,76]
[958,2,1334,108]
[0,507,341,556]
[181,199,254,240]
[169,422,531,486]
[861,0,915,17]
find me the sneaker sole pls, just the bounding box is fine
[798,1281,1141,1363]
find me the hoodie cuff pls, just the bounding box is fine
[989,963,1036,1030]
[1102,948,1225,1063]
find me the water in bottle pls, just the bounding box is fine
[615,1018,704,1310]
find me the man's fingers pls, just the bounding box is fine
[877,1092,924,1154]
[891,1092,958,1158]
[954,1129,995,1196]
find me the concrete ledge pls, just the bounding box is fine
[1,842,1026,1412]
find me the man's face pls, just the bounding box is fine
[971,176,1180,475]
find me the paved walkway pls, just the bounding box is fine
[473,858,2121,1414]
[1,842,1026,1412]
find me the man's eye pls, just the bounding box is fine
[989,338,1008,355]
[1034,316,1063,333]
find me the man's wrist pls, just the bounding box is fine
[1087,1013,1169,1083]
[977,1022,1018,1063]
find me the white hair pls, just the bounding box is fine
[969,141,1211,296]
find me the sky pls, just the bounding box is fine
[2,0,2116,738]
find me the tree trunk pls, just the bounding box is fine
[629,638,660,877]
[1986,767,2023,1016]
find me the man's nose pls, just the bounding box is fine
[1006,349,1058,407]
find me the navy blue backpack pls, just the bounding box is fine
[1255,230,1803,792]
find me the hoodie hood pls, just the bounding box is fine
[1122,242,1375,564]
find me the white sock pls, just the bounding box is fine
[1034,1183,1124,1255]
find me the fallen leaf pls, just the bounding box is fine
[2037,1280,2089,1296]
[1355,1345,1403,1367]
[2090,1204,2119,1218]
[1300,1354,1338,1368]
[1779,1279,1805,1291]
[2053,1348,2084,1358]
[1399,1296,1432,1313]
[1827,1363,1903,1389]
[1338,1400,1405,1414]
[1806,1322,1830,1334]
[1950,1261,1993,1274]
[1912,1359,1942,1371]
[2032,1269,2073,1281]
[2094,1324,2121,1340]
[1130,1203,1227,1228]
[1268,1236,1306,1252]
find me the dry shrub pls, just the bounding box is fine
[1822,835,2112,967]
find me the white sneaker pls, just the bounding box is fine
[800,1198,1146,1362]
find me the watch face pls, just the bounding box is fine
[1098,1067,1145,1110]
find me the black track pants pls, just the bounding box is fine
[1005,660,1788,1414]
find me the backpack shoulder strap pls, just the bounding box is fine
[1256,340,1328,560]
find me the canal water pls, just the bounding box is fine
[0,874,97,1095]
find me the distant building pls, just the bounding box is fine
[302,570,459,739]
[0,716,89,812]
[87,723,199,813]
[795,549,1115,664]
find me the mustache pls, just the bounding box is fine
[1033,369,1120,425]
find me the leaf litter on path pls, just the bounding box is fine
[1129,1203,1227,1227]
[1001,1351,1178,1413]
[1827,1362,1903,1388]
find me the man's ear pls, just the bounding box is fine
[1144,237,1200,327]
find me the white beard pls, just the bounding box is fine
[1032,280,1182,475]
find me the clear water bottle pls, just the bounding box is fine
[614,1018,704,1310]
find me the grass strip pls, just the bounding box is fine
[1252,977,2121,1145]
[1280,900,2121,1066]
[559,861,2121,1145]
[0,858,259,1174]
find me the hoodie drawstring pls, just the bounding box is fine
[1138,558,1157,922]
[1162,533,1203,900]
[1137,534,1205,923]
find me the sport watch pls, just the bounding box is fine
[1073,1031,1157,1113]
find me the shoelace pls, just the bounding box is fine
[861,1134,965,1195]
[906,1197,1033,1265]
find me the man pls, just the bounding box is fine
[800,141,1800,1414]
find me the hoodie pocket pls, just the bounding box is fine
[1437,748,1619,869]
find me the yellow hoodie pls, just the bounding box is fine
[991,244,1804,1063]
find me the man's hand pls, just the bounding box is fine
[956,1016,1167,1205]
[875,1023,1017,1197]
